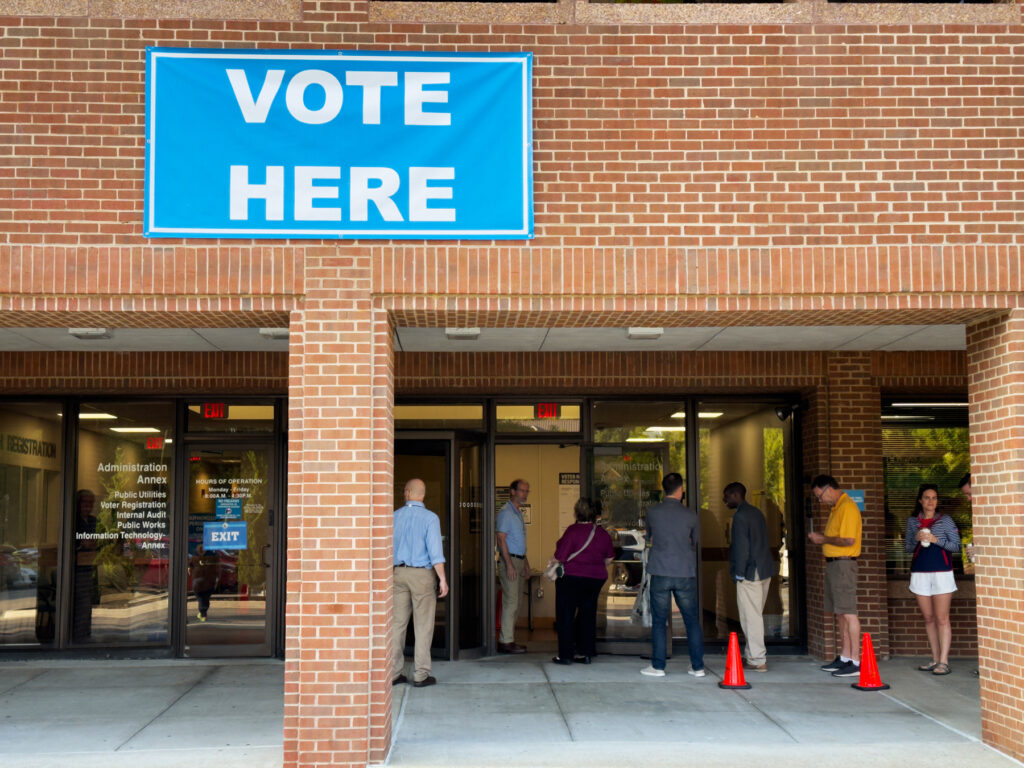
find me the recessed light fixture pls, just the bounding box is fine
[444,327,481,341]
[698,412,723,419]
[79,413,117,420]
[627,327,663,341]
[881,415,934,421]
[644,426,687,433]
[110,427,160,433]
[69,328,110,340]
[258,327,289,340]
[626,437,665,442]
[670,411,686,419]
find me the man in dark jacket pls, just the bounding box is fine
[725,482,776,672]
[641,472,705,678]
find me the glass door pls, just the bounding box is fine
[393,438,451,658]
[695,402,799,644]
[394,433,487,659]
[587,444,669,651]
[183,443,275,656]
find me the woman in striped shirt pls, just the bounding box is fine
[905,483,961,676]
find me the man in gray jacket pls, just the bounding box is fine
[725,482,776,672]
[641,472,705,678]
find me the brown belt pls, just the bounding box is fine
[826,556,857,562]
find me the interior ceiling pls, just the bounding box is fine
[0,324,966,352]
[395,325,966,352]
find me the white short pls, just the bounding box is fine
[909,571,957,597]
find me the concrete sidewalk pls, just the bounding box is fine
[1,654,1018,768]
[0,658,283,768]
[383,653,1018,768]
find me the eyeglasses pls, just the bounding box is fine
[813,489,827,502]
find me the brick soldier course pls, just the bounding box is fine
[1,0,1023,766]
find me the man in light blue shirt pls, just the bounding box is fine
[392,478,448,687]
[496,478,530,653]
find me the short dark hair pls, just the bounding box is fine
[574,498,596,523]
[958,473,971,490]
[811,474,840,491]
[510,478,527,492]
[723,481,746,498]
[662,472,684,496]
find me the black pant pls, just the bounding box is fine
[555,574,606,660]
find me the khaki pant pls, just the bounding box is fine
[736,576,771,665]
[392,566,437,683]
[497,557,523,644]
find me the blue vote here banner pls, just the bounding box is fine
[145,48,533,240]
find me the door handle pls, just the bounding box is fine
[261,545,271,568]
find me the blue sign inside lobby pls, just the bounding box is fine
[144,48,533,240]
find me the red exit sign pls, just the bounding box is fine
[146,437,164,450]
[203,402,227,419]
[535,403,560,419]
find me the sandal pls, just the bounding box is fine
[918,660,939,671]
[932,663,951,675]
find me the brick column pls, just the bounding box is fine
[805,354,888,657]
[284,252,395,768]
[966,311,1024,762]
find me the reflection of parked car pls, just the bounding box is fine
[615,529,646,561]
[0,546,20,586]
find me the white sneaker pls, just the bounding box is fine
[688,667,706,677]
[641,665,666,677]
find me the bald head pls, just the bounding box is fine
[404,478,426,501]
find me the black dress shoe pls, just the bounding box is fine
[392,674,407,685]
[551,656,572,665]
[413,675,437,687]
[498,642,527,654]
[573,656,592,665]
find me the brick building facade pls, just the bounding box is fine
[1,1,1022,767]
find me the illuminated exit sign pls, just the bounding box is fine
[203,402,227,419]
[534,403,560,419]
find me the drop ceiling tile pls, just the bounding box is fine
[540,327,724,351]
[878,325,966,351]
[396,327,549,352]
[699,326,869,351]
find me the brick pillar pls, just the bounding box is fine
[284,253,395,768]
[966,312,1024,762]
[805,354,888,658]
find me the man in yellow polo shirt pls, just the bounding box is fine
[808,474,862,678]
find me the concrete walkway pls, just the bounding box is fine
[1,654,1019,768]
[383,654,1019,768]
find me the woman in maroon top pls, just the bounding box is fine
[548,498,615,665]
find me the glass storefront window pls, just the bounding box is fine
[882,400,970,578]
[187,402,275,433]
[395,404,484,430]
[496,403,580,433]
[74,402,174,645]
[697,401,797,642]
[0,402,62,646]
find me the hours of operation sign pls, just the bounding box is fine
[144,48,533,240]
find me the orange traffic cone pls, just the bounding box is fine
[851,632,890,691]
[718,631,751,689]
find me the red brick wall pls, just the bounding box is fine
[888,590,979,658]
[966,311,1024,762]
